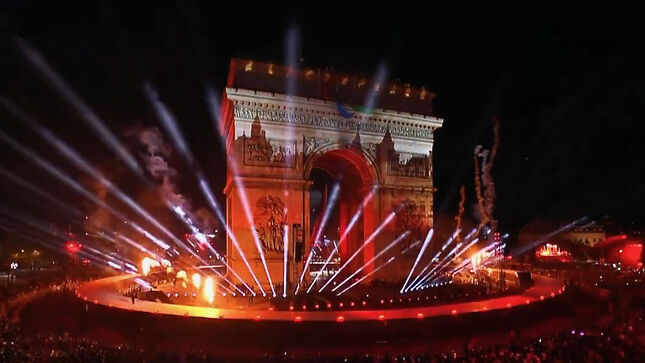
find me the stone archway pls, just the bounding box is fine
[220,59,443,294]
[304,146,379,284]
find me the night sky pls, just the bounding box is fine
[1,3,644,251]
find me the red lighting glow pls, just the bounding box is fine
[336,315,345,322]
[609,243,643,268]
[378,315,385,321]
[65,241,82,253]
[416,313,424,319]
[294,316,302,322]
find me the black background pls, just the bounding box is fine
[1,3,644,250]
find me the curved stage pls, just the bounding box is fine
[76,273,565,322]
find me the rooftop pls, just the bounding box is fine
[226,58,437,117]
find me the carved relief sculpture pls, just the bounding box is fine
[388,151,428,178]
[394,199,429,245]
[243,116,296,167]
[254,195,287,253]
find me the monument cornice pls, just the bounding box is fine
[378,183,436,193]
[226,88,443,144]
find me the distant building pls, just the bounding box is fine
[518,220,606,249]
[561,222,606,247]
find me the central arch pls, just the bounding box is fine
[304,147,379,286]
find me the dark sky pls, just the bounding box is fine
[1,2,644,247]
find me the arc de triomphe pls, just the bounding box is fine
[220,59,443,294]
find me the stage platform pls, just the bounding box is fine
[76,273,564,322]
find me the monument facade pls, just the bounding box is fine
[220,59,443,293]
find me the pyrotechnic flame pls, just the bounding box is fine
[203,276,215,304]
[141,257,160,276]
[192,273,202,289]
[176,270,188,280]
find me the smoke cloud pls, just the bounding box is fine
[472,118,501,229]
[455,185,466,242]
[135,127,215,235]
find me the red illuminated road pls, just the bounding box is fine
[76,273,564,322]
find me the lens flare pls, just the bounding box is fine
[319,210,396,293]
[413,237,481,290]
[400,229,434,293]
[336,240,421,296]
[299,183,340,294]
[5,106,183,251]
[332,231,410,292]
[307,185,376,292]
[406,230,460,292]
[0,208,136,273]
[0,130,173,252]
[511,217,589,256]
[283,223,289,297]
[147,85,263,294]
[13,38,144,177]
[0,166,85,219]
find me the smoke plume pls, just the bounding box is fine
[473,153,487,225]
[135,127,215,235]
[473,118,501,229]
[454,185,465,242]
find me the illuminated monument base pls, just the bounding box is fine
[76,273,565,321]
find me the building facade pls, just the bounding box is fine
[220,59,443,293]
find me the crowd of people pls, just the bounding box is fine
[1,267,644,361]
[1,307,643,361]
[258,308,645,362]
[1,322,143,362]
